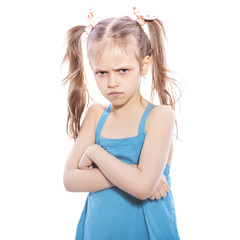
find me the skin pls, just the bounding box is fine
[63,38,174,200]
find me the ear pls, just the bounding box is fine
[141,56,151,76]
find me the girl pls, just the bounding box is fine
[62,7,181,240]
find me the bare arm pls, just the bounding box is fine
[64,168,114,192]
[63,103,115,192]
[63,103,171,198]
[86,105,175,200]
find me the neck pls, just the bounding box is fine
[110,94,148,117]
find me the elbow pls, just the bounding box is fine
[135,183,155,201]
[137,191,153,201]
[64,182,72,192]
[137,194,148,201]
[63,169,86,192]
[63,174,71,192]
[63,171,75,192]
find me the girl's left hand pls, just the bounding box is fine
[130,164,170,200]
[78,146,94,170]
[149,175,170,200]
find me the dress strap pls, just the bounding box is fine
[95,104,112,141]
[138,103,155,135]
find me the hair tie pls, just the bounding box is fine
[84,7,157,40]
[133,7,158,27]
[84,8,94,37]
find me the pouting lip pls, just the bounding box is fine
[108,92,124,95]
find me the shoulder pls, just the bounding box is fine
[87,102,108,117]
[83,102,108,129]
[77,102,107,142]
[84,102,107,116]
[146,104,175,132]
[150,104,175,119]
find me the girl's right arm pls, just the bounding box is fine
[63,103,115,192]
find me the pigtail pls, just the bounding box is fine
[147,19,182,141]
[146,19,182,110]
[62,26,88,140]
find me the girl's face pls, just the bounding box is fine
[89,40,150,107]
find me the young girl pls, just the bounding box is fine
[62,7,181,240]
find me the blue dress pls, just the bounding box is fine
[75,103,180,240]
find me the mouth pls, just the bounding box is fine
[108,92,124,96]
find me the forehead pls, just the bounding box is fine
[91,46,138,69]
[88,36,140,69]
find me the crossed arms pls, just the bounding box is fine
[63,103,174,200]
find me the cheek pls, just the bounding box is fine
[130,74,141,86]
[95,79,106,93]
[95,79,102,89]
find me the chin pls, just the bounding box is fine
[109,99,132,108]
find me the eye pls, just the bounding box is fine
[119,69,129,74]
[96,71,107,77]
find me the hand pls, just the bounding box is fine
[149,175,170,200]
[78,146,94,170]
[130,164,170,200]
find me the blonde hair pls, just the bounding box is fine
[62,16,182,140]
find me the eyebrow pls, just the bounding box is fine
[113,66,133,71]
[93,66,133,72]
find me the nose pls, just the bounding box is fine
[108,74,119,88]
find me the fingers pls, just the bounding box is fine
[154,189,162,199]
[158,177,170,198]
[158,182,167,198]
[150,188,164,201]
[149,194,155,200]
[161,175,170,192]
[149,175,170,201]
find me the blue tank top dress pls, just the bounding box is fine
[75,103,180,240]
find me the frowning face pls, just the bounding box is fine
[89,40,150,108]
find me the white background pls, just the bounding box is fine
[0,0,239,239]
